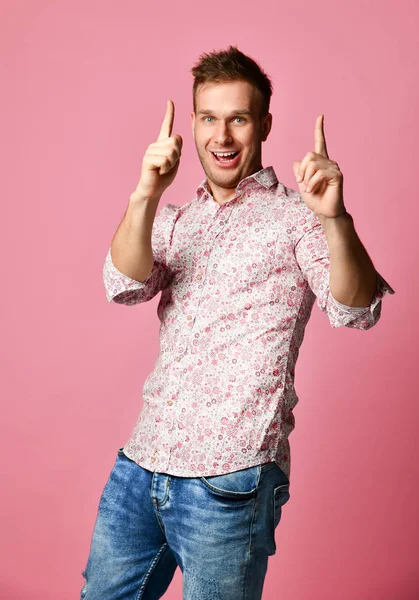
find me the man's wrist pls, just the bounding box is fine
[317,210,352,231]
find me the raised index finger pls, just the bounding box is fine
[157,100,175,141]
[314,114,329,158]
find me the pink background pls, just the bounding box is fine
[1,0,417,598]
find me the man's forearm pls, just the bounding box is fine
[318,211,377,307]
[110,192,161,283]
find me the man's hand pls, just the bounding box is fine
[293,115,346,218]
[131,100,183,202]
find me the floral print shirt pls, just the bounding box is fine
[103,166,395,480]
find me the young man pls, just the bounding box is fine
[80,46,395,599]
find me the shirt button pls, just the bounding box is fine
[197,274,202,280]
[175,355,181,361]
[187,315,192,320]
[167,400,173,405]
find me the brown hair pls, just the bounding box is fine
[191,45,273,119]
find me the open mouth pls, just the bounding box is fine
[211,151,241,167]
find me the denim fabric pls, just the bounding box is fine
[80,448,290,600]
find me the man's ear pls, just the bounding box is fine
[191,112,195,140]
[261,113,272,142]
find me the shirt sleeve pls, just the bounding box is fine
[103,202,179,305]
[293,203,395,330]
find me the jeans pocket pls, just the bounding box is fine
[273,483,290,529]
[261,461,277,472]
[200,464,262,499]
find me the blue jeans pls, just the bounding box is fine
[80,448,290,600]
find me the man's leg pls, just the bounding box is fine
[154,461,290,600]
[80,449,178,600]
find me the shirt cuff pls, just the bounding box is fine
[327,271,395,329]
[103,247,151,303]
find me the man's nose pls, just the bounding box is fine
[214,121,233,145]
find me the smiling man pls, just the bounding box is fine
[192,79,271,204]
[80,46,395,600]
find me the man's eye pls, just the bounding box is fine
[234,117,245,123]
[203,116,213,122]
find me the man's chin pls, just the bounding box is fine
[205,166,242,187]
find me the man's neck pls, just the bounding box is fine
[207,164,264,206]
[210,187,237,206]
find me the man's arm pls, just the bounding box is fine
[103,201,179,305]
[317,211,377,308]
[103,99,182,305]
[293,114,395,325]
[109,99,182,283]
[294,205,395,330]
[110,193,160,284]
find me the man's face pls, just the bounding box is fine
[191,80,272,195]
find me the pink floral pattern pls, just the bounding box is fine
[103,167,395,480]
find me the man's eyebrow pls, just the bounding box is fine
[197,109,252,116]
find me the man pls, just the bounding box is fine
[80,46,395,599]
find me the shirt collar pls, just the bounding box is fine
[196,166,279,202]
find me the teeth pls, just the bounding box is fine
[213,151,237,157]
